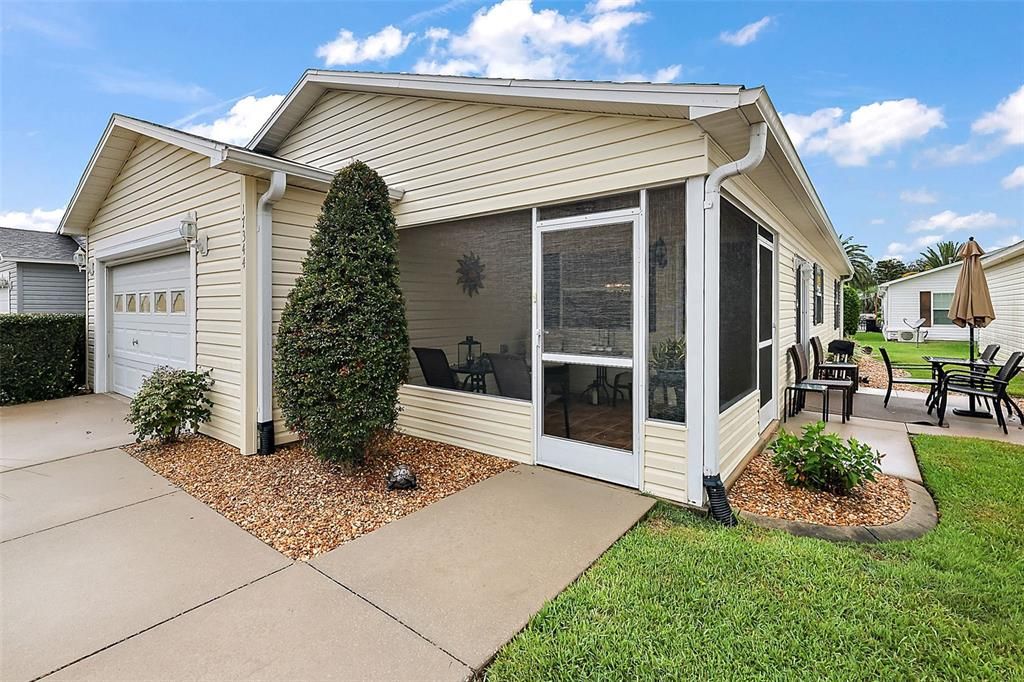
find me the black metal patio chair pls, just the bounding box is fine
[784,345,832,423]
[797,343,853,420]
[413,347,460,390]
[878,347,939,409]
[937,351,1023,434]
[488,353,571,437]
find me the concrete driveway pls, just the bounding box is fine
[1,394,654,681]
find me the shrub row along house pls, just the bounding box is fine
[58,71,852,507]
[878,239,1024,354]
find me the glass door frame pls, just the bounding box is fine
[530,197,647,488]
[757,232,778,430]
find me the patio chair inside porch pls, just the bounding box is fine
[413,347,460,391]
[488,353,571,438]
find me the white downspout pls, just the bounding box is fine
[256,171,287,454]
[701,121,768,518]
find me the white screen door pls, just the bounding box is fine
[534,212,642,487]
[757,235,777,429]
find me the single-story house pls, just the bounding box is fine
[977,240,1024,362]
[59,70,852,507]
[878,239,1023,350]
[0,227,86,314]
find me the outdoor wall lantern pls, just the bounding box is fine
[179,212,208,256]
[72,246,88,272]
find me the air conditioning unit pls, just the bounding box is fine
[899,330,915,342]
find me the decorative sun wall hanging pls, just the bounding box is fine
[456,251,486,297]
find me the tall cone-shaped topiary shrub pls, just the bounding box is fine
[274,162,409,463]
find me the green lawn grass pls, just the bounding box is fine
[487,435,1024,681]
[855,331,1023,397]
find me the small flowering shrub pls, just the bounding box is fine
[127,367,213,443]
[771,421,881,494]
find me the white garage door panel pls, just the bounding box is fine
[110,253,190,397]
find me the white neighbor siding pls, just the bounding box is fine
[977,249,1024,362]
[880,266,969,342]
[85,137,245,447]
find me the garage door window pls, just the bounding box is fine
[171,290,185,313]
[140,293,151,313]
[154,291,167,313]
[114,294,124,312]
[126,293,137,312]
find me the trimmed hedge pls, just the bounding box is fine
[843,284,861,338]
[0,314,86,405]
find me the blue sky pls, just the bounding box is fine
[2,0,1022,261]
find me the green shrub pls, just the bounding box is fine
[127,367,213,443]
[651,337,686,371]
[0,313,85,405]
[274,161,409,463]
[843,284,861,337]
[771,421,881,494]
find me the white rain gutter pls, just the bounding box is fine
[256,170,287,454]
[700,121,768,521]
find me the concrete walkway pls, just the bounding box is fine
[1,395,654,681]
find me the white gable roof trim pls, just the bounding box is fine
[878,240,1024,291]
[59,114,404,234]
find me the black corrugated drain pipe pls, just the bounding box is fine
[704,474,737,526]
[257,421,275,456]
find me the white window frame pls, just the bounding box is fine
[932,291,955,326]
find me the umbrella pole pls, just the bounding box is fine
[952,324,993,419]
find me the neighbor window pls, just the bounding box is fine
[720,199,757,411]
[933,292,955,325]
[813,264,824,325]
[647,184,686,423]
[399,210,532,400]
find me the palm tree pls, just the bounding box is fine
[916,240,963,270]
[840,233,876,312]
[839,234,874,286]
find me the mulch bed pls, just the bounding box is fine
[126,433,517,561]
[856,352,930,393]
[729,452,911,527]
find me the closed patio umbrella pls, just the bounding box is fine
[947,236,996,417]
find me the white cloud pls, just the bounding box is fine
[781,108,843,148]
[184,94,284,145]
[0,207,66,233]
[412,0,648,79]
[899,188,938,204]
[920,142,1000,166]
[1001,165,1024,190]
[719,16,772,47]
[316,26,414,66]
[91,68,208,102]
[907,209,1011,234]
[784,99,944,166]
[886,233,943,259]
[972,84,1024,146]
[985,233,1022,251]
[870,218,886,225]
[618,64,682,83]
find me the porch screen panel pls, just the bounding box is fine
[398,210,532,401]
[647,184,686,423]
[720,199,757,411]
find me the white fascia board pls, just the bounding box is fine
[3,257,75,265]
[59,116,120,235]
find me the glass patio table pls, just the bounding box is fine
[923,355,1001,419]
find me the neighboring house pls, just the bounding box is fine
[977,240,1024,363]
[0,227,86,314]
[58,70,852,507]
[878,240,1023,347]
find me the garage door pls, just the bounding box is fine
[110,253,190,397]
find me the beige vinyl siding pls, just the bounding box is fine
[720,391,759,482]
[396,384,533,463]
[85,137,245,447]
[977,252,1024,362]
[272,91,708,227]
[643,420,688,503]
